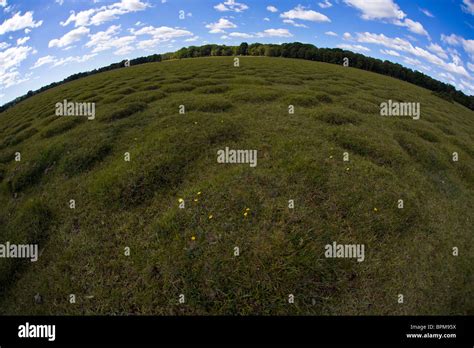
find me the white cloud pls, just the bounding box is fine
[461,0,474,15]
[396,18,429,37]
[343,32,352,40]
[16,36,30,45]
[441,33,461,46]
[357,32,470,78]
[0,70,30,88]
[225,28,293,39]
[263,17,270,21]
[337,43,370,52]
[49,26,90,48]
[318,1,332,9]
[0,41,10,49]
[402,56,421,66]
[56,0,64,5]
[459,79,474,94]
[31,54,97,69]
[30,55,56,69]
[462,39,474,59]
[280,5,330,22]
[60,0,149,27]
[214,0,248,13]
[0,45,31,73]
[267,5,278,13]
[0,0,7,7]
[344,0,405,20]
[467,62,474,72]
[380,49,400,56]
[427,43,448,60]
[205,18,237,33]
[229,32,253,39]
[441,33,474,59]
[85,24,122,51]
[133,25,193,50]
[283,19,308,28]
[0,11,43,35]
[325,31,337,36]
[184,36,199,42]
[344,0,428,37]
[419,8,434,18]
[0,45,32,88]
[258,28,292,37]
[438,72,456,84]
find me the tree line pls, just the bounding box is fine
[1,42,473,112]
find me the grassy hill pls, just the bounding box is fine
[0,56,472,315]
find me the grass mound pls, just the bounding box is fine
[185,96,233,113]
[101,102,148,122]
[0,56,472,316]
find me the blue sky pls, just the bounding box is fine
[1,0,474,105]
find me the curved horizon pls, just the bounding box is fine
[1,0,474,105]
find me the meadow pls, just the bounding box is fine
[0,56,472,315]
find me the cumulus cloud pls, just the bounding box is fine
[344,0,405,20]
[380,49,400,56]
[337,43,370,52]
[258,28,292,37]
[133,25,193,50]
[0,45,32,88]
[344,0,429,37]
[280,5,330,22]
[396,18,429,37]
[266,5,278,13]
[60,0,149,27]
[441,33,474,59]
[427,43,448,60]
[438,72,456,84]
[343,32,352,40]
[357,32,470,78]
[16,36,30,45]
[31,54,97,69]
[461,0,474,15]
[283,19,308,28]
[49,26,90,48]
[441,33,461,46]
[205,18,237,33]
[318,1,332,9]
[184,36,199,42]
[224,28,292,39]
[459,79,474,94]
[30,55,56,69]
[0,11,43,35]
[228,32,253,39]
[214,0,248,13]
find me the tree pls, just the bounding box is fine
[239,42,249,55]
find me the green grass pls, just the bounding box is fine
[0,56,472,315]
